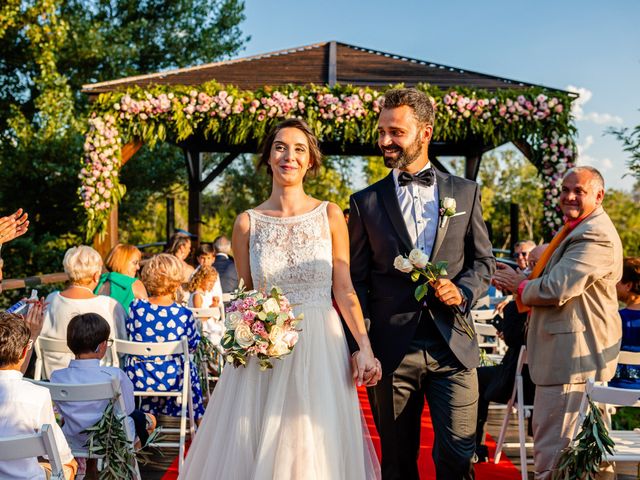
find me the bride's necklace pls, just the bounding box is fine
[69,284,95,293]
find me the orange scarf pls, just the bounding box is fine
[515,214,589,313]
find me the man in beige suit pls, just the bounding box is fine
[493,165,622,479]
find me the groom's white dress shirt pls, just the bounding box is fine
[393,163,439,257]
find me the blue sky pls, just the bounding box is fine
[238,0,640,191]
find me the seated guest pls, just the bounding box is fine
[165,233,194,282]
[212,235,238,293]
[0,313,77,479]
[50,313,156,450]
[187,265,224,345]
[513,240,536,274]
[95,243,148,312]
[126,254,205,420]
[42,246,127,376]
[195,244,215,268]
[609,257,640,389]
[193,245,224,302]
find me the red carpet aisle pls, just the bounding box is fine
[161,387,521,479]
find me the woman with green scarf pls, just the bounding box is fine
[95,244,148,312]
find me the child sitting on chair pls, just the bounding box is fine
[187,265,224,345]
[127,253,205,421]
[50,313,156,451]
[0,312,77,479]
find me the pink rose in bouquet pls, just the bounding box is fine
[222,283,303,370]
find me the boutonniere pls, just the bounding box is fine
[439,197,466,228]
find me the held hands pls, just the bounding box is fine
[433,278,463,306]
[351,349,382,387]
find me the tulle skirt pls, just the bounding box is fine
[179,304,380,480]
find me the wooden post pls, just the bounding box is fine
[185,149,202,251]
[92,140,143,258]
[510,202,520,255]
[166,196,175,244]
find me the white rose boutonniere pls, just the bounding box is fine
[439,197,466,228]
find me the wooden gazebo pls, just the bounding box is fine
[82,41,576,255]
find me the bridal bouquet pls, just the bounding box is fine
[394,249,475,339]
[221,283,303,370]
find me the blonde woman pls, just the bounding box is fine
[126,254,204,420]
[41,245,127,376]
[95,243,148,311]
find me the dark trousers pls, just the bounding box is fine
[129,409,150,446]
[369,337,478,480]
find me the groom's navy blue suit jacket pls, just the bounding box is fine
[349,168,495,375]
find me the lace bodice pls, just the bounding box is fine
[248,201,333,308]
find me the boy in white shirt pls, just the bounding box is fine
[0,312,77,479]
[50,313,155,450]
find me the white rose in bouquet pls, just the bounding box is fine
[235,323,255,348]
[269,325,284,344]
[267,340,290,357]
[225,311,243,330]
[281,330,299,348]
[262,297,281,314]
[393,255,413,273]
[408,249,430,269]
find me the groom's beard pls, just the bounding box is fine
[381,133,423,169]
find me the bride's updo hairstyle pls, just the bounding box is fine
[258,118,322,179]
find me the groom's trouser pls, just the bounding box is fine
[369,334,478,480]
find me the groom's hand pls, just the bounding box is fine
[433,279,463,306]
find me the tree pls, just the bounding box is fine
[477,148,545,249]
[609,113,640,181]
[602,185,640,257]
[0,0,248,287]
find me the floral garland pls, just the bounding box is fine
[81,82,576,239]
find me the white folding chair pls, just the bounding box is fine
[472,309,507,357]
[34,336,118,380]
[189,306,226,398]
[30,377,141,479]
[493,345,534,480]
[571,377,640,471]
[113,337,195,473]
[0,424,65,480]
[34,336,73,380]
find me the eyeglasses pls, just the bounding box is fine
[93,338,114,353]
[513,252,529,258]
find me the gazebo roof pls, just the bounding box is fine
[82,41,573,97]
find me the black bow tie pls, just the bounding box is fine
[397,169,435,188]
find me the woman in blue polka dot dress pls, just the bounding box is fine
[124,253,205,420]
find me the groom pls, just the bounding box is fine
[349,88,495,479]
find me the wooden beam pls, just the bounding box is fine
[185,149,202,246]
[513,139,534,162]
[465,152,482,180]
[328,41,337,87]
[2,272,69,291]
[93,206,118,259]
[121,140,143,165]
[200,152,240,191]
[92,140,143,258]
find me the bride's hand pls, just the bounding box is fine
[351,350,382,387]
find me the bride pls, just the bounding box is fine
[179,118,382,479]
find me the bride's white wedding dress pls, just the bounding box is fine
[180,202,380,480]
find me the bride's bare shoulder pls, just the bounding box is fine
[233,211,251,234]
